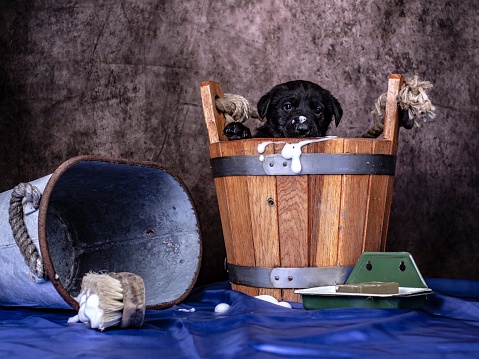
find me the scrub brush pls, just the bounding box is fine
[68,272,146,331]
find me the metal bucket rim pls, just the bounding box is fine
[37,155,202,310]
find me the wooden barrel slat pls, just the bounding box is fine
[337,139,374,266]
[200,81,227,144]
[213,141,259,296]
[220,141,256,268]
[309,138,344,267]
[362,140,394,252]
[210,144,236,264]
[271,142,309,302]
[243,141,282,299]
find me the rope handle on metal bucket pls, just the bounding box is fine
[8,182,45,279]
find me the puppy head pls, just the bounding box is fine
[257,80,342,137]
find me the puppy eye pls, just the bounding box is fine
[283,103,293,111]
[314,107,323,114]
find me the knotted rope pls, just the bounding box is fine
[215,93,263,124]
[361,75,436,138]
[9,182,45,279]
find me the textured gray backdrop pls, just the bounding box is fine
[1,0,478,284]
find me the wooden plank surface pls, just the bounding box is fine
[382,74,404,155]
[378,74,404,249]
[244,139,281,299]
[337,139,373,266]
[379,141,396,251]
[309,138,344,267]
[200,81,227,144]
[274,142,309,302]
[362,139,394,252]
[218,141,255,265]
[218,141,258,296]
[209,144,235,264]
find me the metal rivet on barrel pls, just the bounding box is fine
[274,276,279,281]
[269,162,274,167]
[267,198,275,206]
[288,276,293,281]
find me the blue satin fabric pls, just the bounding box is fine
[1,279,479,359]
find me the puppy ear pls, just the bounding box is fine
[328,95,343,127]
[257,92,272,119]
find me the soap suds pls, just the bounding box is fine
[258,136,336,174]
[257,141,274,154]
[68,290,104,329]
[255,295,292,309]
[214,303,231,313]
[178,308,196,313]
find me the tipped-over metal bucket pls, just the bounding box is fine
[0,156,202,309]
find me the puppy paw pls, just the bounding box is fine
[399,107,415,129]
[223,122,252,140]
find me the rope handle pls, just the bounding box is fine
[8,183,45,279]
[362,75,436,138]
[215,93,262,124]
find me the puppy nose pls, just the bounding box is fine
[296,123,309,135]
[298,116,307,123]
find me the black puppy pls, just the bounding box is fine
[223,80,342,139]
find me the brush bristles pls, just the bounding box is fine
[99,312,123,331]
[80,272,125,330]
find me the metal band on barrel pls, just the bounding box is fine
[227,263,354,289]
[210,154,396,177]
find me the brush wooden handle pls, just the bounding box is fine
[109,272,146,328]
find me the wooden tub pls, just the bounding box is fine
[201,74,403,302]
